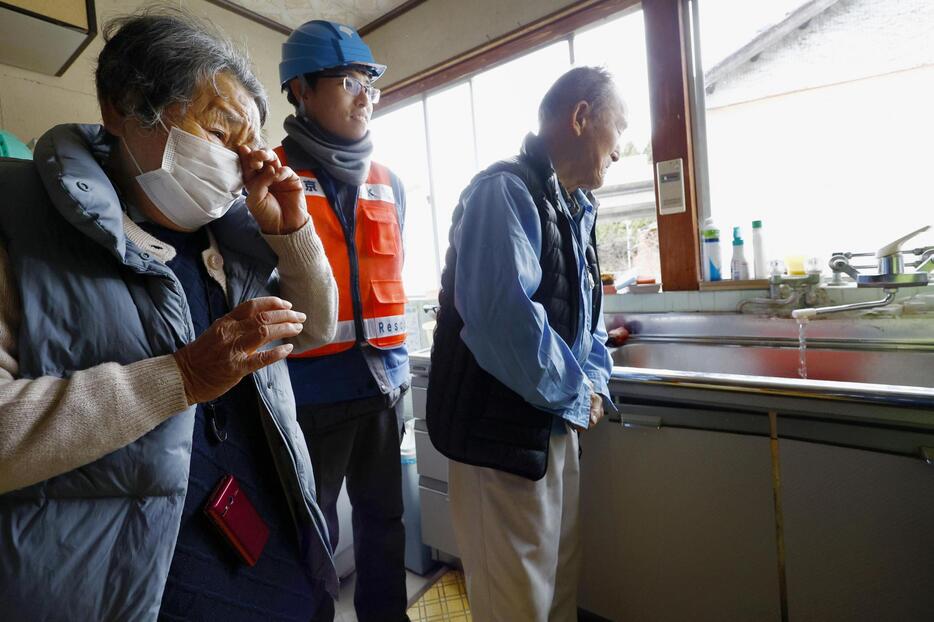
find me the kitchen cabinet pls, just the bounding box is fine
[410,373,461,559]
[0,0,97,76]
[780,439,934,621]
[579,415,782,622]
[409,347,934,620]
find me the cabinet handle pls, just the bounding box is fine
[921,447,934,466]
[619,414,662,430]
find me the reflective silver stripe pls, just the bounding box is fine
[300,176,326,198]
[359,182,395,204]
[324,319,356,345]
[363,315,407,340]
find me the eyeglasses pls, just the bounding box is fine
[323,74,380,104]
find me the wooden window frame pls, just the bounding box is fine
[379,0,640,109]
[377,0,702,290]
[643,0,701,290]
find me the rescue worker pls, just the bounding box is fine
[276,20,410,622]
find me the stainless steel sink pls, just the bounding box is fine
[611,342,934,389]
[607,312,934,391]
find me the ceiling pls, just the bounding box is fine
[221,0,412,31]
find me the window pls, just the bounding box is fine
[472,41,571,167]
[424,82,477,276]
[370,6,656,296]
[574,9,658,280]
[695,0,934,274]
[369,100,436,295]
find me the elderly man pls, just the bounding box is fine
[0,11,338,621]
[427,66,626,621]
[276,20,409,622]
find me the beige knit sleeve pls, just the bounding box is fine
[0,246,190,494]
[262,217,338,354]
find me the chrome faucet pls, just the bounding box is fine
[736,272,821,313]
[828,225,933,288]
[793,225,932,319]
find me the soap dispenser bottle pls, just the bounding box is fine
[701,218,722,281]
[731,226,749,280]
[752,220,767,279]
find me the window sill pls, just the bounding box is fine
[603,283,934,314]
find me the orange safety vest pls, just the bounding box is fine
[276,146,407,357]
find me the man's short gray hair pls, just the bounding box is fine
[538,66,621,127]
[95,8,268,129]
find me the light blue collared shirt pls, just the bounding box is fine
[452,171,615,429]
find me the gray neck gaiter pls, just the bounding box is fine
[283,113,373,185]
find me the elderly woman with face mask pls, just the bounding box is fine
[0,10,339,621]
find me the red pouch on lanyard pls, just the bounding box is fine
[204,474,270,566]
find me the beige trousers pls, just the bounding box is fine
[449,425,581,622]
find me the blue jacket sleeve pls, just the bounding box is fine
[583,293,617,414]
[453,173,591,427]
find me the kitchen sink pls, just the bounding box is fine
[611,342,934,389]
[607,312,934,390]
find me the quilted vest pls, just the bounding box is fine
[427,134,602,480]
[0,125,337,621]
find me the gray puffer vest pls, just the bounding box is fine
[0,124,337,621]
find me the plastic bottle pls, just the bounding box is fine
[752,220,767,279]
[731,226,749,280]
[785,255,806,276]
[701,219,722,281]
[400,418,433,573]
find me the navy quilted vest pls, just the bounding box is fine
[427,133,602,480]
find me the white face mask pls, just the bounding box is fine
[125,123,245,230]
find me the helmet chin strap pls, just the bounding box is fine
[296,76,311,118]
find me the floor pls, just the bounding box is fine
[334,567,601,621]
[405,569,471,622]
[333,566,455,622]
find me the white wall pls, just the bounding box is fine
[363,0,578,89]
[0,0,290,147]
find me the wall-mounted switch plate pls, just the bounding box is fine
[656,158,686,215]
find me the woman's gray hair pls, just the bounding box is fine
[95,8,268,129]
[538,66,622,127]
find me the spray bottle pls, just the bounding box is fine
[731,226,749,280]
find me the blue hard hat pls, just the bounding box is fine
[279,20,386,88]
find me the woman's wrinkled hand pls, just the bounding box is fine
[238,146,308,235]
[173,297,305,405]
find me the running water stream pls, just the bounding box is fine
[796,317,809,379]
